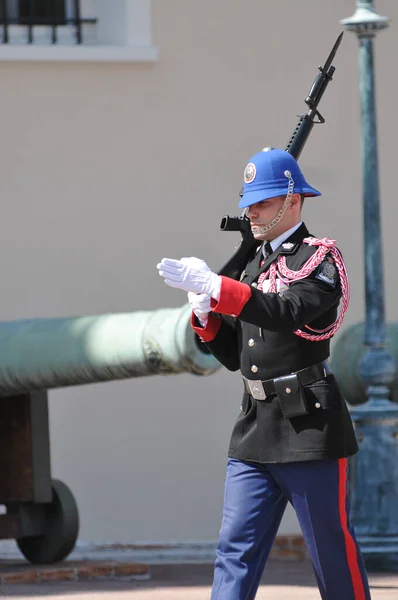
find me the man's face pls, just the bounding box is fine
[246,195,287,241]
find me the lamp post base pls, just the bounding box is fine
[349,399,398,572]
[355,537,398,571]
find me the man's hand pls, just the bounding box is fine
[188,291,211,324]
[157,257,221,298]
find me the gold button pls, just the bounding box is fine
[251,365,258,373]
[286,388,291,394]
[315,402,321,409]
[248,339,255,347]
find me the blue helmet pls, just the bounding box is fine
[238,148,321,209]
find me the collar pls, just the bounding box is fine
[246,222,309,284]
[262,222,303,256]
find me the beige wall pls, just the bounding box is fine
[0,0,397,542]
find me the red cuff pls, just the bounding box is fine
[210,276,252,317]
[190,311,222,343]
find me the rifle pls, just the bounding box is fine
[217,32,344,280]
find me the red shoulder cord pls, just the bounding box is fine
[257,238,350,342]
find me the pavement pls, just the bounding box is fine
[0,560,397,599]
[0,540,396,598]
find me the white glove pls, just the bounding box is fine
[188,291,211,326]
[157,257,221,299]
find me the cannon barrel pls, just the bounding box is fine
[331,322,398,405]
[0,304,220,397]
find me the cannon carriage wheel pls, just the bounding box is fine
[16,479,79,565]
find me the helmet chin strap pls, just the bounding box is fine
[248,170,295,236]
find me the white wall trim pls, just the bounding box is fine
[0,44,158,62]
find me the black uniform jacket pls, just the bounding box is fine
[192,223,358,464]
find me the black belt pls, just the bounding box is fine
[243,360,331,400]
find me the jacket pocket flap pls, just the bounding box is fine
[304,376,341,410]
[274,374,309,418]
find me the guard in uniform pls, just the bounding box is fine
[157,148,371,600]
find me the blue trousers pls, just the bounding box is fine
[211,458,371,600]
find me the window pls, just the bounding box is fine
[0,0,96,44]
[0,1,158,63]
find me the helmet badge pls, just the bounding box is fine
[244,162,256,184]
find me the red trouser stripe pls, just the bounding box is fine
[338,458,366,600]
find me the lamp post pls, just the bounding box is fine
[341,1,398,570]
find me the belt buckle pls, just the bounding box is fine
[247,379,266,401]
